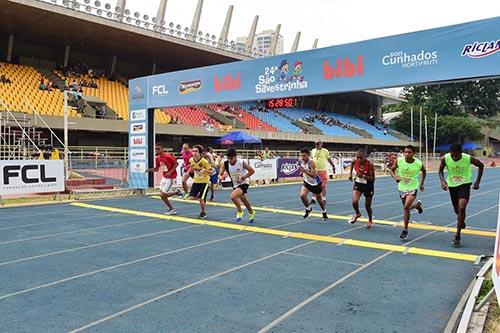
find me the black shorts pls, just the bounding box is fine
[189,183,210,201]
[449,183,471,205]
[303,181,323,195]
[353,182,374,198]
[233,184,249,194]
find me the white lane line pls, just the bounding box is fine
[0,205,236,246]
[68,225,366,333]
[257,203,498,332]
[283,252,364,266]
[0,218,157,245]
[0,224,201,267]
[0,206,88,221]
[0,213,122,231]
[0,213,346,300]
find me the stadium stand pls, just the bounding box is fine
[162,106,221,128]
[333,113,399,140]
[206,104,277,131]
[0,63,80,118]
[279,108,361,138]
[240,102,302,133]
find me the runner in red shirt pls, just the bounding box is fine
[348,150,375,228]
[146,144,181,215]
[180,143,194,198]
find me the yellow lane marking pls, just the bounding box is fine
[162,197,496,238]
[71,202,481,262]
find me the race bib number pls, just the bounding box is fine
[401,177,412,184]
[160,163,168,172]
[355,176,367,184]
[452,176,465,183]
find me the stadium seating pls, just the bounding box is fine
[283,108,361,138]
[0,63,80,118]
[333,113,399,140]
[240,103,301,133]
[162,106,221,128]
[206,104,277,132]
[55,71,131,121]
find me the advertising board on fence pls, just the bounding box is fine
[0,160,65,195]
[278,158,301,178]
[249,159,277,181]
[493,194,500,302]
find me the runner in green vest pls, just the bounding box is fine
[438,143,483,246]
[389,145,426,240]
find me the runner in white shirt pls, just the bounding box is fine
[299,147,328,220]
[218,148,257,223]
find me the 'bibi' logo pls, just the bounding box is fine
[323,56,364,80]
[214,73,241,92]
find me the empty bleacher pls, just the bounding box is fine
[0,63,80,118]
[162,106,221,128]
[206,104,277,132]
[333,113,399,140]
[240,103,301,133]
[283,108,361,138]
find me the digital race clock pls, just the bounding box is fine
[265,98,296,109]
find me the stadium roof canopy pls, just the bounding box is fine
[0,0,246,71]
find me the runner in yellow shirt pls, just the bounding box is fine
[311,139,336,204]
[187,145,212,219]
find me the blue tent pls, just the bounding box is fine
[435,142,483,151]
[214,131,262,145]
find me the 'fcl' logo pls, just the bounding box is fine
[323,56,364,80]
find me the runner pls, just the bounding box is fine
[311,139,336,204]
[180,143,193,198]
[348,149,375,228]
[205,147,219,202]
[300,148,328,220]
[438,143,484,246]
[187,144,212,218]
[218,148,256,223]
[145,144,182,215]
[389,145,426,240]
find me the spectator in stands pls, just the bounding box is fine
[260,147,275,160]
[90,81,98,88]
[71,79,79,91]
[51,81,59,90]
[0,75,10,84]
[39,81,46,91]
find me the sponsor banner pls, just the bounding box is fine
[130,122,146,134]
[129,135,146,147]
[129,149,146,161]
[249,159,277,181]
[493,194,500,302]
[327,156,342,176]
[134,17,500,109]
[0,160,65,195]
[174,159,193,186]
[179,80,202,95]
[130,109,146,121]
[130,162,146,173]
[278,158,302,178]
[341,158,353,175]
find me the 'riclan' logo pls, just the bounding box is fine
[461,39,500,58]
[323,56,364,80]
[214,73,241,92]
[3,165,56,185]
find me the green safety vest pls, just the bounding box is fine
[397,157,422,191]
[445,153,472,187]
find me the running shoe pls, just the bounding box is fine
[416,200,423,214]
[322,211,328,220]
[183,193,189,200]
[348,213,361,224]
[452,235,461,247]
[198,212,207,219]
[235,211,243,223]
[303,207,313,218]
[400,229,408,240]
[249,211,256,223]
[165,209,177,215]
